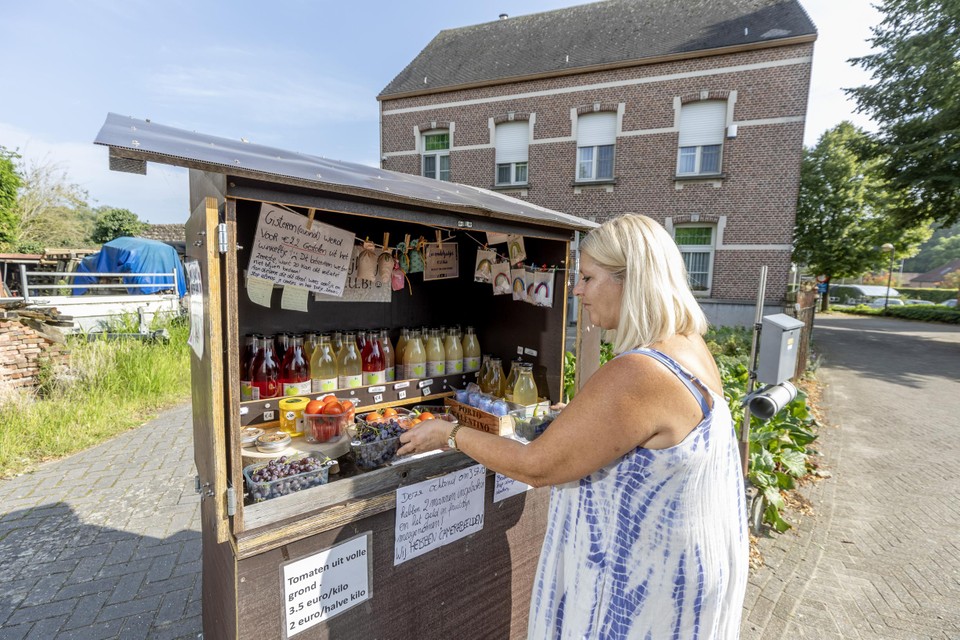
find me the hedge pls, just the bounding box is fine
[895,287,960,304]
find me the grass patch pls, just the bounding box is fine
[0,315,191,478]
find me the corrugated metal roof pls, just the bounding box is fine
[380,0,817,98]
[94,113,597,233]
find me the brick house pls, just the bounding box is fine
[378,0,816,325]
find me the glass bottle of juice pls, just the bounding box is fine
[462,326,482,372]
[361,333,386,385]
[304,332,320,363]
[240,334,260,401]
[252,336,280,399]
[337,332,362,389]
[310,334,339,393]
[504,357,524,401]
[426,329,446,377]
[356,330,368,353]
[394,328,409,379]
[404,330,427,379]
[477,354,491,391]
[513,363,539,406]
[486,357,506,398]
[378,329,396,382]
[281,335,311,396]
[444,328,464,375]
[275,332,291,368]
[332,331,344,358]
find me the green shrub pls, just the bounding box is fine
[895,287,959,303]
[884,306,960,324]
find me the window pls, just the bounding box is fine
[678,101,726,176]
[495,121,529,185]
[674,226,715,293]
[422,132,450,181]
[576,112,616,181]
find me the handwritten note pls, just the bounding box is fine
[246,275,275,307]
[314,245,391,303]
[282,533,371,636]
[281,285,310,312]
[494,473,533,502]
[394,465,486,565]
[247,203,355,296]
[185,260,203,359]
[423,242,459,281]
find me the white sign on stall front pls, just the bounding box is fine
[281,533,371,637]
[393,464,486,565]
[493,473,533,502]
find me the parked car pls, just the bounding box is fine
[867,298,906,308]
[905,299,936,306]
[942,299,957,308]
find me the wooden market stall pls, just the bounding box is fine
[95,113,599,640]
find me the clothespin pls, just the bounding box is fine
[404,233,411,249]
[435,230,442,246]
[306,208,316,231]
[383,233,390,250]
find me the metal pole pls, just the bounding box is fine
[740,265,767,478]
[884,248,894,311]
[19,264,30,304]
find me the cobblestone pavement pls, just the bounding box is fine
[0,404,202,640]
[742,314,960,640]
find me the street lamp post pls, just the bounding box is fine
[881,243,895,311]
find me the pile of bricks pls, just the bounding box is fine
[0,312,69,396]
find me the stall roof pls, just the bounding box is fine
[94,113,597,233]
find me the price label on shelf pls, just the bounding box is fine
[373,394,383,403]
[398,390,407,400]
[421,386,432,396]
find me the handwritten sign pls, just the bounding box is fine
[494,473,533,502]
[247,203,354,296]
[282,533,371,636]
[185,260,203,359]
[314,245,391,303]
[423,242,459,281]
[394,465,486,565]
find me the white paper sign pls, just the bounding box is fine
[247,203,354,296]
[282,533,371,636]
[394,464,486,565]
[185,260,203,359]
[423,242,459,281]
[281,285,310,312]
[494,473,533,502]
[314,245,391,303]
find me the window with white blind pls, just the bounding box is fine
[577,112,616,181]
[678,101,726,176]
[674,225,715,294]
[495,121,529,185]
[422,131,450,181]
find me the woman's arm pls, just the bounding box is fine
[397,355,684,486]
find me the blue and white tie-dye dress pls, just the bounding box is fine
[528,348,748,639]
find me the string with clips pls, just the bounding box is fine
[461,231,567,273]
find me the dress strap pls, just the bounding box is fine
[619,347,712,416]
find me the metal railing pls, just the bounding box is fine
[14,264,179,304]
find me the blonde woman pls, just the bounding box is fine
[399,213,747,639]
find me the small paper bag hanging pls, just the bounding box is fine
[474,249,496,283]
[511,267,528,302]
[392,258,411,293]
[357,241,378,283]
[407,237,426,274]
[491,261,512,295]
[507,235,527,266]
[533,269,555,308]
[376,250,394,285]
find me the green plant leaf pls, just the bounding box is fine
[779,449,808,477]
[764,503,792,532]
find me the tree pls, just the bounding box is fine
[793,122,930,310]
[4,157,93,252]
[0,146,21,247]
[903,222,960,272]
[90,207,147,244]
[846,0,960,228]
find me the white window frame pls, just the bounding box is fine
[576,112,616,182]
[674,225,715,295]
[677,101,726,176]
[421,131,450,181]
[495,121,529,186]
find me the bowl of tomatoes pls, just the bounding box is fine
[303,395,356,443]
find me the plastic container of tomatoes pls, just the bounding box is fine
[304,396,355,444]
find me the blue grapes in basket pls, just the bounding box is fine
[352,412,408,469]
[248,455,328,502]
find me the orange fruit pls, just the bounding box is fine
[418,412,436,421]
[363,412,379,421]
[410,418,422,427]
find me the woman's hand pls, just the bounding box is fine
[397,419,453,456]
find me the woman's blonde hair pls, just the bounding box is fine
[579,213,708,352]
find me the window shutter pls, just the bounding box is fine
[495,122,528,164]
[577,113,616,147]
[679,101,726,147]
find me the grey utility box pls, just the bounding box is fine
[756,313,805,385]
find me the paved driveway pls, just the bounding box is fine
[744,313,960,639]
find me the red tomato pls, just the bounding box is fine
[305,400,325,415]
[323,401,344,415]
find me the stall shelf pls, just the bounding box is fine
[95,113,599,640]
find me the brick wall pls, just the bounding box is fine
[380,43,814,310]
[0,315,69,396]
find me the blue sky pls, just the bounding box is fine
[0,0,880,224]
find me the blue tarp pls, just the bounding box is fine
[73,237,186,297]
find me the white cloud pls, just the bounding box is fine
[0,122,189,224]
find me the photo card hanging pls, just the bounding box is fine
[491,261,512,295]
[511,267,527,302]
[474,249,497,283]
[507,235,527,266]
[533,269,556,308]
